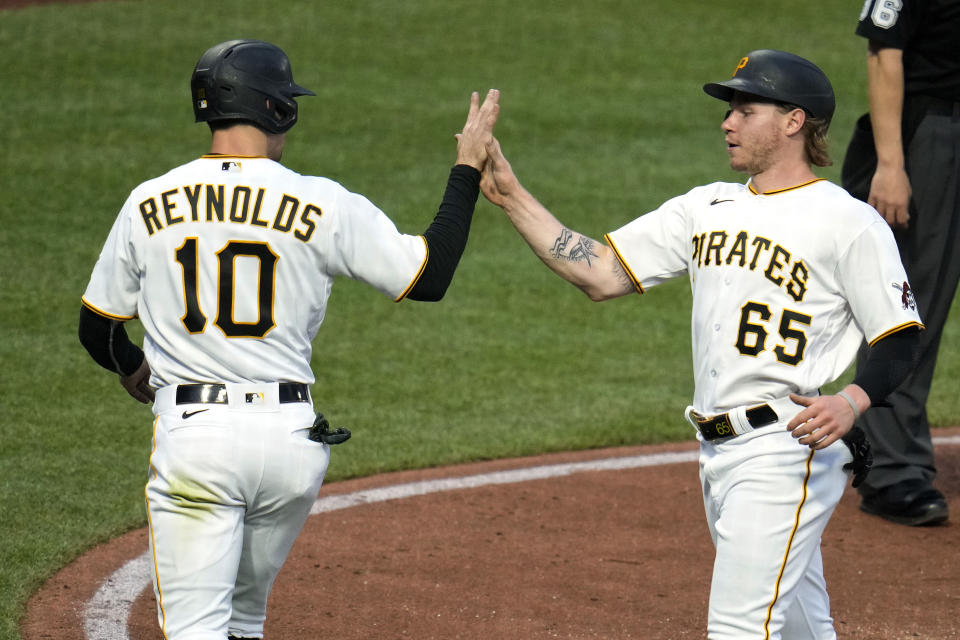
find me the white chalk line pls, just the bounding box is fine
[81,435,960,639]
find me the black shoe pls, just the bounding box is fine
[860,480,949,526]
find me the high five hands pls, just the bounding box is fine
[457,91,524,211]
[456,89,501,171]
[479,136,523,210]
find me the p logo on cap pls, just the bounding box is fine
[733,56,749,76]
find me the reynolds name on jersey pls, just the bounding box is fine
[137,183,322,243]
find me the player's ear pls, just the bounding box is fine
[784,107,806,135]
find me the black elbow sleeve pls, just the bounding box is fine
[406,165,480,302]
[78,305,144,376]
[853,326,922,406]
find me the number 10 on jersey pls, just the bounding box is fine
[174,238,278,338]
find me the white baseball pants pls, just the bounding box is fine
[698,409,852,640]
[146,384,330,640]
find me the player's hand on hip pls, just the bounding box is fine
[868,165,912,230]
[120,357,155,404]
[786,393,855,450]
[455,89,500,170]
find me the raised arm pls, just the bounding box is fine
[406,89,500,302]
[480,137,635,301]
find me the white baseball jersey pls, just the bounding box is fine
[605,178,923,414]
[82,155,427,388]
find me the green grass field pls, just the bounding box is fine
[2,1,959,637]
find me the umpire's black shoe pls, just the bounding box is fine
[860,479,949,526]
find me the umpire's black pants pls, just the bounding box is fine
[841,95,960,495]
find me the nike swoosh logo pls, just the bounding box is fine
[710,198,734,205]
[182,409,210,419]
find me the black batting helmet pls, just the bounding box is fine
[191,39,315,134]
[703,49,835,123]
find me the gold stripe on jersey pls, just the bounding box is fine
[395,236,430,302]
[603,233,644,294]
[144,417,169,635]
[762,448,815,638]
[200,154,269,159]
[869,320,925,346]
[81,298,136,321]
[747,178,826,196]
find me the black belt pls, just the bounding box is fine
[175,383,310,405]
[905,94,960,117]
[691,403,779,442]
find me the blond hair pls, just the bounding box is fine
[802,116,831,167]
[778,104,832,167]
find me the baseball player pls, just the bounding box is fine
[480,50,922,639]
[77,39,499,639]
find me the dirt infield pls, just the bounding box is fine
[22,429,960,639]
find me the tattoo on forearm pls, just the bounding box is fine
[569,237,598,265]
[550,228,573,260]
[549,227,599,266]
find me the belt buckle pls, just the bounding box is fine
[695,411,736,441]
[745,403,778,428]
[198,384,228,404]
[708,413,736,440]
[175,383,228,405]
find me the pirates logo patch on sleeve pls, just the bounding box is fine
[892,281,917,310]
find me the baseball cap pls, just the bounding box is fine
[703,49,835,123]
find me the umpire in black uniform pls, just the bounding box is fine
[842,0,960,526]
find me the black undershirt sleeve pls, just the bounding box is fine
[78,305,145,376]
[405,164,481,302]
[852,326,922,407]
